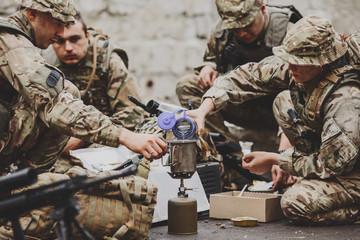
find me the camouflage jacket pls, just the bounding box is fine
[203,51,360,180]
[282,65,360,179]
[196,6,295,74]
[203,32,360,110]
[55,29,142,117]
[0,12,123,172]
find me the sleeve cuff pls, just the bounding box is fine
[95,125,123,148]
[194,62,217,74]
[278,148,297,175]
[202,88,230,113]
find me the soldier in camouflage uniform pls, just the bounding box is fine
[41,12,145,155]
[176,0,301,151]
[0,0,166,238]
[188,15,360,225]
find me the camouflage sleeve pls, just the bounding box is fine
[346,31,360,70]
[202,56,290,112]
[194,26,218,74]
[107,51,141,112]
[47,90,122,147]
[279,83,360,178]
[1,38,122,147]
[106,52,147,130]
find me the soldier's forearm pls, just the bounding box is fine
[46,91,122,147]
[198,97,215,117]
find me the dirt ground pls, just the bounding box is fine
[148,216,360,240]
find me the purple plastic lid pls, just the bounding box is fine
[157,112,176,130]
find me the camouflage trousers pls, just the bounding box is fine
[176,74,280,152]
[273,90,360,225]
[281,176,360,225]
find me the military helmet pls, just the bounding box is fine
[20,0,76,23]
[215,0,263,30]
[273,15,348,66]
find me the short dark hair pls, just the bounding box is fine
[66,11,87,35]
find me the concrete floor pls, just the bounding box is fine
[148,125,360,240]
[148,214,360,240]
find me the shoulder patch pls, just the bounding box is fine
[46,70,62,88]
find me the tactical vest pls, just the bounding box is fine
[214,5,302,73]
[290,65,358,134]
[57,29,129,116]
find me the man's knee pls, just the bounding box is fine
[176,74,203,107]
[280,184,313,222]
[175,74,196,96]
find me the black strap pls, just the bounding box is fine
[266,4,303,23]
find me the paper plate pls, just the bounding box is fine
[248,185,274,193]
[247,180,273,192]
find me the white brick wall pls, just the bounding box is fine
[1,0,360,104]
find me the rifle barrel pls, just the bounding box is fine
[0,165,137,218]
[128,96,148,112]
[0,168,37,194]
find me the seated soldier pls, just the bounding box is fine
[0,0,166,238]
[43,11,145,154]
[188,15,360,225]
[41,12,155,174]
[176,0,301,152]
[177,0,299,190]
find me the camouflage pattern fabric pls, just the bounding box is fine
[273,89,360,224]
[135,117,167,140]
[0,7,158,240]
[281,176,360,225]
[111,106,146,131]
[176,6,295,146]
[176,4,291,135]
[346,31,360,70]
[20,0,76,23]
[0,172,69,239]
[176,74,279,136]
[0,12,123,171]
[49,29,146,175]
[56,29,145,130]
[135,157,151,179]
[192,6,293,74]
[0,166,158,239]
[201,15,360,224]
[67,167,157,240]
[273,15,348,66]
[202,55,291,112]
[216,0,263,29]
[176,4,296,189]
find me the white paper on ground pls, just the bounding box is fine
[70,146,137,173]
[70,146,210,223]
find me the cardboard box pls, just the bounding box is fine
[209,191,284,222]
